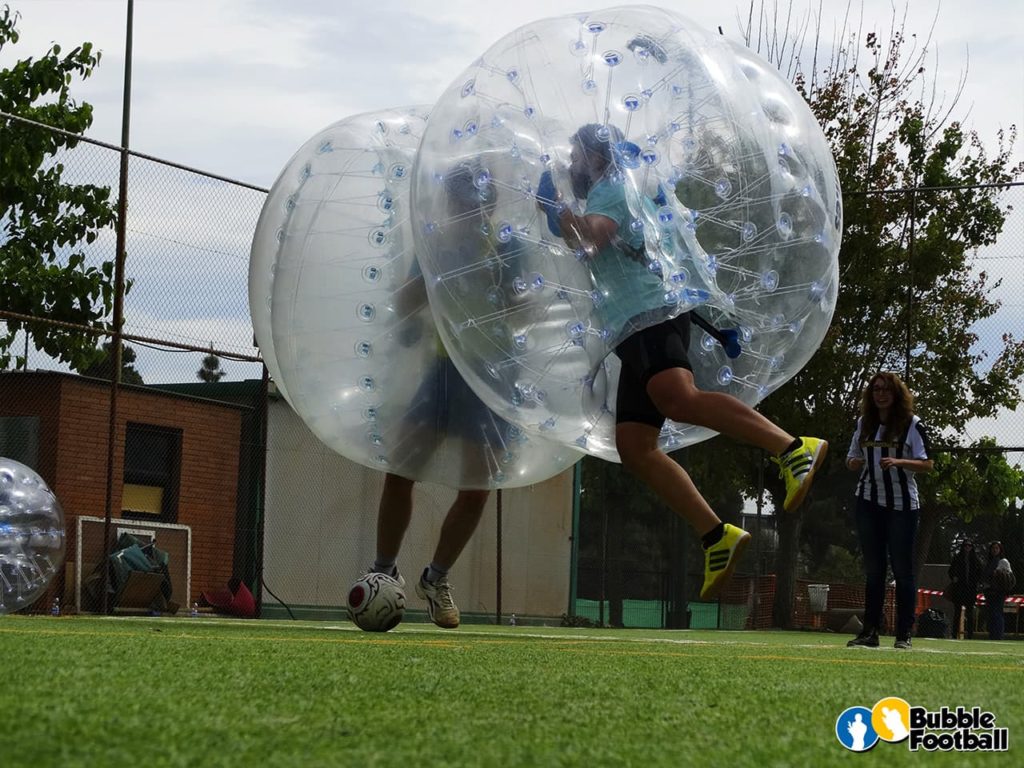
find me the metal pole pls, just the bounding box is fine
[754,448,764,573]
[568,460,582,617]
[599,503,608,626]
[495,488,503,625]
[905,187,917,385]
[100,0,133,613]
[752,448,766,628]
[253,362,270,616]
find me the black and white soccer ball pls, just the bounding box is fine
[347,572,406,632]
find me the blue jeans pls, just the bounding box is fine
[987,597,1006,640]
[854,497,919,638]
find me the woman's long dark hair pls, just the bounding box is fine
[987,541,1004,564]
[859,371,915,447]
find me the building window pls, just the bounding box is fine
[123,422,181,523]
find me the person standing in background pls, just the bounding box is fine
[982,540,1015,640]
[947,539,983,639]
[845,371,933,650]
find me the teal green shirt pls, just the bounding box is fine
[584,177,665,339]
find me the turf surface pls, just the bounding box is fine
[1,616,1021,766]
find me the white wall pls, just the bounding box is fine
[262,399,575,618]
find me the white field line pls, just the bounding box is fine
[89,614,1024,657]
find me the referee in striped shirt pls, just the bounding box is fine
[845,371,934,649]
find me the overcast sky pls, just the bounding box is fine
[5,0,1023,186]
[4,1,1024,451]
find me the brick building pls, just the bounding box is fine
[1,370,576,622]
[0,370,254,613]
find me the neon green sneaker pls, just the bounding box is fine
[700,523,752,601]
[773,437,828,513]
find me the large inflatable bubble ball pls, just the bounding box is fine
[251,107,581,488]
[0,458,66,615]
[412,6,841,460]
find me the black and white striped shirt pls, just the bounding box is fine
[847,415,931,511]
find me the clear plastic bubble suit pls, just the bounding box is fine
[250,106,580,488]
[412,6,841,460]
[0,458,66,614]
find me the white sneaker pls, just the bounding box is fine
[415,569,460,628]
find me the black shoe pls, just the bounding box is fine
[894,636,912,650]
[847,630,879,648]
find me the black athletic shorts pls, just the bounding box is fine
[613,313,692,428]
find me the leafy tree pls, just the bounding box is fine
[737,3,1024,627]
[916,440,1024,573]
[0,5,119,371]
[80,341,144,385]
[198,348,225,383]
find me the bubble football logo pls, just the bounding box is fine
[836,697,1009,752]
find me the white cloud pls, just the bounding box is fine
[7,0,1022,178]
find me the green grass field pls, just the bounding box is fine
[1,616,1021,767]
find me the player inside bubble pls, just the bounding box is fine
[411,6,841,461]
[391,161,537,484]
[531,122,829,586]
[536,126,741,358]
[254,108,576,489]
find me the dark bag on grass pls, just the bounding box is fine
[916,608,949,639]
[83,532,173,612]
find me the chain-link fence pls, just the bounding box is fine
[0,112,574,623]
[2,111,1023,635]
[574,187,1024,636]
[2,112,268,618]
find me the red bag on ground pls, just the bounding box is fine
[201,577,256,618]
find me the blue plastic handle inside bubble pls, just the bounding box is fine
[719,328,742,359]
[536,170,562,236]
